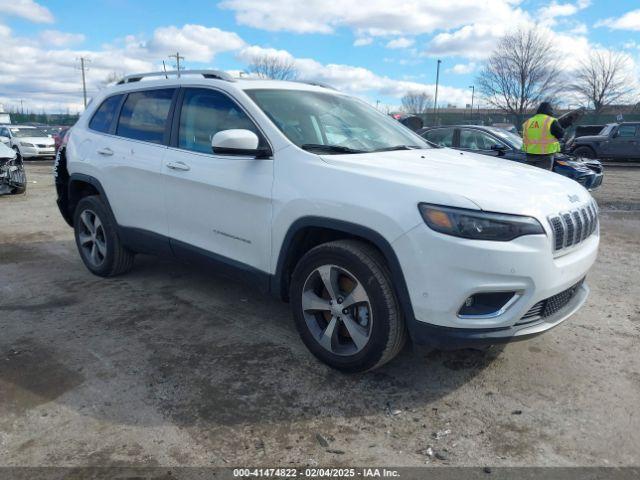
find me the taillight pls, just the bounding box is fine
[61,129,71,148]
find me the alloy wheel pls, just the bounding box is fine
[301,264,373,355]
[78,209,107,267]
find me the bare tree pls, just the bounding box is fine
[477,26,562,121]
[570,50,634,114]
[247,54,298,81]
[401,91,433,114]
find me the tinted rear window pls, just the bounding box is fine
[89,95,124,133]
[116,89,175,144]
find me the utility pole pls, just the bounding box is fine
[469,85,475,120]
[78,57,90,109]
[20,99,24,114]
[169,52,185,77]
[376,99,380,110]
[433,59,441,122]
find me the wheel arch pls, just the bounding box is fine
[272,217,416,322]
[67,173,117,227]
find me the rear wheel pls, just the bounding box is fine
[290,240,406,372]
[73,195,134,277]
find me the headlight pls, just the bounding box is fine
[418,203,545,241]
[20,142,34,147]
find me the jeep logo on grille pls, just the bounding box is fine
[568,194,580,203]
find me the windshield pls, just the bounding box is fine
[11,128,49,138]
[599,124,616,136]
[486,127,523,149]
[245,89,430,154]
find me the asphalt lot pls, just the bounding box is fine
[0,162,639,467]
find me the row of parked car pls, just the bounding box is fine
[391,113,640,190]
[0,124,70,160]
[418,124,604,190]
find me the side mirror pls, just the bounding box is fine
[212,129,270,158]
[611,129,619,138]
[490,144,507,154]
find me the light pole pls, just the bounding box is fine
[469,85,475,120]
[433,59,441,122]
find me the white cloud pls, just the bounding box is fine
[385,37,414,49]
[0,23,246,112]
[0,0,53,23]
[447,62,476,74]
[237,45,472,106]
[143,24,245,62]
[596,9,640,31]
[39,30,85,47]
[219,0,529,37]
[353,37,373,47]
[540,0,590,24]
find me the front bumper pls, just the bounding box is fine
[410,282,589,349]
[393,220,598,347]
[20,146,56,158]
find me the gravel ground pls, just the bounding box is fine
[0,162,638,467]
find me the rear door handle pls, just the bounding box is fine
[166,161,190,171]
[97,147,113,156]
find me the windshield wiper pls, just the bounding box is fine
[300,144,366,154]
[371,145,423,152]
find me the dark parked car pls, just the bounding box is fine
[419,125,604,190]
[565,122,640,161]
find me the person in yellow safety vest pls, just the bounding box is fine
[522,102,565,170]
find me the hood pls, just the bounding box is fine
[0,142,16,159]
[321,148,592,217]
[17,136,54,145]
[573,135,608,143]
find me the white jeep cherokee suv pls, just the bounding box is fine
[55,70,599,372]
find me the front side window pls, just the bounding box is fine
[89,94,124,133]
[245,89,429,154]
[459,129,503,151]
[423,128,454,147]
[116,89,175,144]
[617,125,638,137]
[178,88,260,154]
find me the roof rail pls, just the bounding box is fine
[294,80,336,90]
[116,70,235,85]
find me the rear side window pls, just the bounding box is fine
[423,128,454,147]
[178,88,260,154]
[116,89,175,144]
[89,94,124,133]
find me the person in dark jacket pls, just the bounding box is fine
[522,102,565,170]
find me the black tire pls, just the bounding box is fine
[290,239,406,373]
[73,195,134,277]
[573,146,596,159]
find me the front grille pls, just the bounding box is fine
[548,201,598,253]
[517,278,585,325]
[37,144,49,148]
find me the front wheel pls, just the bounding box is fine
[290,240,406,373]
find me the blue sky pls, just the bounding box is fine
[1,0,639,112]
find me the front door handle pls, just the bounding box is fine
[166,161,191,171]
[97,147,113,156]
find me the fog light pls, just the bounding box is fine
[458,292,517,318]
